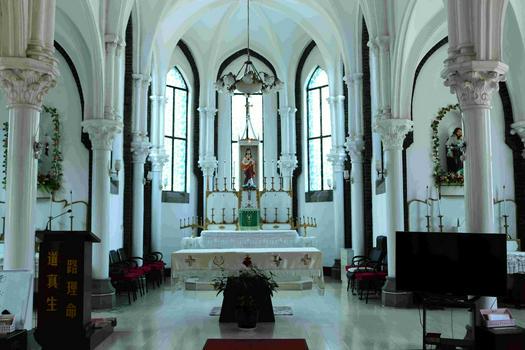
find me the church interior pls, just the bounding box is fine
[1,0,525,349]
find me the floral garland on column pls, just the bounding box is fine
[431,103,462,185]
[1,106,63,192]
[38,106,63,193]
[2,122,7,189]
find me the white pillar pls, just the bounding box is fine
[82,119,122,308]
[278,107,298,191]
[327,95,347,267]
[104,35,118,120]
[131,135,150,260]
[149,148,168,252]
[345,136,365,256]
[373,119,412,276]
[376,36,391,117]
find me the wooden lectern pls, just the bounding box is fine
[34,231,115,349]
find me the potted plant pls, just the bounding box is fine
[213,256,278,327]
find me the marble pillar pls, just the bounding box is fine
[82,119,122,309]
[131,134,150,261]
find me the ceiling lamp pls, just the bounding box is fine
[215,0,283,95]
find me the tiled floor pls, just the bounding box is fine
[91,279,525,350]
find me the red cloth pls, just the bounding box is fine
[203,339,308,350]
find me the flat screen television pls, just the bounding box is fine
[396,231,506,296]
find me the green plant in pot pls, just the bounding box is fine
[213,256,279,327]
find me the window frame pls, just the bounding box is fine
[306,66,331,193]
[164,66,189,194]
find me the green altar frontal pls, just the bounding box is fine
[239,208,260,230]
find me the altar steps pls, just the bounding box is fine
[184,278,313,291]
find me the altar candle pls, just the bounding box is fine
[426,186,430,216]
[70,190,73,207]
[503,185,508,216]
[49,195,53,218]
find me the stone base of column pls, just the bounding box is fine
[92,278,116,309]
[381,277,413,308]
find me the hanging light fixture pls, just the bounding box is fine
[215,0,283,95]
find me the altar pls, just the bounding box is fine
[171,247,324,289]
[181,229,316,249]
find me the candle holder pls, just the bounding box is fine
[274,207,278,223]
[232,208,236,223]
[279,177,283,191]
[214,177,219,192]
[221,208,226,224]
[211,208,215,224]
[223,177,227,192]
[502,214,510,237]
[287,208,291,223]
[271,177,275,191]
[263,207,268,223]
[437,215,444,233]
[425,215,432,232]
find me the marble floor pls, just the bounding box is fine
[91,279,525,350]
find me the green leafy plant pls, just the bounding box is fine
[213,255,279,307]
[430,103,463,186]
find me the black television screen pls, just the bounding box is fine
[396,231,506,296]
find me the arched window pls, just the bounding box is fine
[231,92,263,190]
[306,67,331,191]
[163,67,189,192]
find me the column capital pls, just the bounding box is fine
[277,154,298,175]
[443,60,507,110]
[149,147,169,171]
[198,107,218,118]
[327,95,345,105]
[278,106,297,117]
[131,134,151,163]
[344,73,363,84]
[150,95,167,103]
[82,119,123,151]
[198,155,218,177]
[0,57,58,109]
[327,147,347,173]
[373,118,413,151]
[375,35,390,52]
[344,135,364,163]
[511,121,525,159]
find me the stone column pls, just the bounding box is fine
[376,36,391,117]
[374,118,413,307]
[278,107,297,191]
[327,149,347,259]
[198,107,218,213]
[277,154,297,192]
[131,134,150,260]
[82,119,122,309]
[149,148,168,252]
[104,34,118,120]
[511,121,525,159]
[345,136,365,256]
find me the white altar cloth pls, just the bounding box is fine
[171,247,324,289]
[181,229,316,249]
[507,252,525,274]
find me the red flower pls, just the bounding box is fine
[242,255,252,267]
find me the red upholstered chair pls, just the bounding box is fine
[144,252,166,287]
[346,236,387,293]
[109,250,141,304]
[354,266,387,303]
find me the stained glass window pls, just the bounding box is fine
[163,67,189,192]
[307,67,332,191]
[231,93,263,191]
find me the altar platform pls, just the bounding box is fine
[181,229,316,249]
[171,247,324,290]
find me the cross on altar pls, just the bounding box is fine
[185,255,196,266]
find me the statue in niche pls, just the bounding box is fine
[241,147,257,190]
[445,127,465,174]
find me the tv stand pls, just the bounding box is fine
[421,294,478,350]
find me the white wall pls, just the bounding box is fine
[0,50,89,235]
[409,44,516,235]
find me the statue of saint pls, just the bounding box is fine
[445,127,465,173]
[241,148,257,190]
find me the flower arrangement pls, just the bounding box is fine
[213,256,279,303]
[1,106,63,192]
[431,103,463,186]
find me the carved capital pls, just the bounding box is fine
[373,118,413,151]
[278,106,297,118]
[344,136,364,163]
[0,58,58,108]
[277,154,298,176]
[376,36,390,52]
[82,119,123,151]
[198,156,218,177]
[131,134,151,163]
[198,107,217,120]
[511,121,525,159]
[443,60,507,110]
[327,147,347,173]
[327,95,345,106]
[344,73,363,85]
[149,147,169,171]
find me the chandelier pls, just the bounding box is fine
[215,0,283,95]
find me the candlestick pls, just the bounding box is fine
[503,185,508,216]
[287,208,291,222]
[49,195,53,218]
[425,215,432,233]
[222,208,225,224]
[223,177,227,192]
[279,177,283,191]
[437,215,444,233]
[271,160,275,177]
[274,207,278,223]
[271,176,275,191]
[425,186,430,217]
[232,208,236,223]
